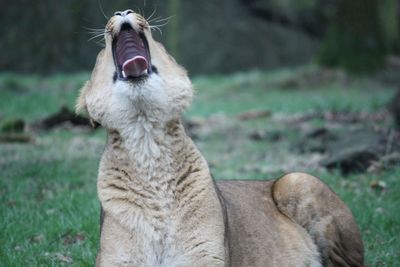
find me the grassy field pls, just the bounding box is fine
[0,67,399,266]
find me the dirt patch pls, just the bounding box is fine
[186,108,399,176]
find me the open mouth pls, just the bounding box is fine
[112,23,151,81]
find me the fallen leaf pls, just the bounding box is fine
[30,234,45,243]
[62,231,86,245]
[370,180,387,191]
[45,209,56,214]
[14,245,23,251]
[75,232,86,242]
[54,253,73,263]
[375,207,385,214]
[236,110,271,121]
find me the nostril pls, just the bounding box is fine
[114,11,122,16]
[126,10,133,15]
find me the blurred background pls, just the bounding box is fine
[2,0,399,74]
[1,0,400,266]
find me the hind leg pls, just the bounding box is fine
[272,173,364,267]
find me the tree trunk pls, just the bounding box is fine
[167,0,180,60]
[318,0,395,73]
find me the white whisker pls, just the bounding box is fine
[150,21,170,28]
[98,0,109,20]
[146,7,158,22]
[135,7,144,17]
[149,26,163,35]
[148,14,173,36]
[148,16,163,24]
[88,33,105,42]
[152,15,175,23]
[84,27,105,32]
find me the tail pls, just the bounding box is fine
[272,173,364,267]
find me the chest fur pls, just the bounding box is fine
[98,164,178,264]
[96,125,225,266]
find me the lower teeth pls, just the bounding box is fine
[122,69,148,78]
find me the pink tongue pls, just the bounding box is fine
[122,56,148,78]
[116,29,149,78]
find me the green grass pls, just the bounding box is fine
[0,73,88,121]
[188,68,394,116]
[0,131,103,266]
[0,67,399,266]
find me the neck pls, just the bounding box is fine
[105,118,189,182]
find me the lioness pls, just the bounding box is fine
[76,10,364,267]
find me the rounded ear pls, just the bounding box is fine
[75,81,90,114]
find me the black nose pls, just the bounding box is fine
[114,9,134,16]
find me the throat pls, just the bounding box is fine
[108,118,174,181]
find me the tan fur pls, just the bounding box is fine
[77,10,363,267]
